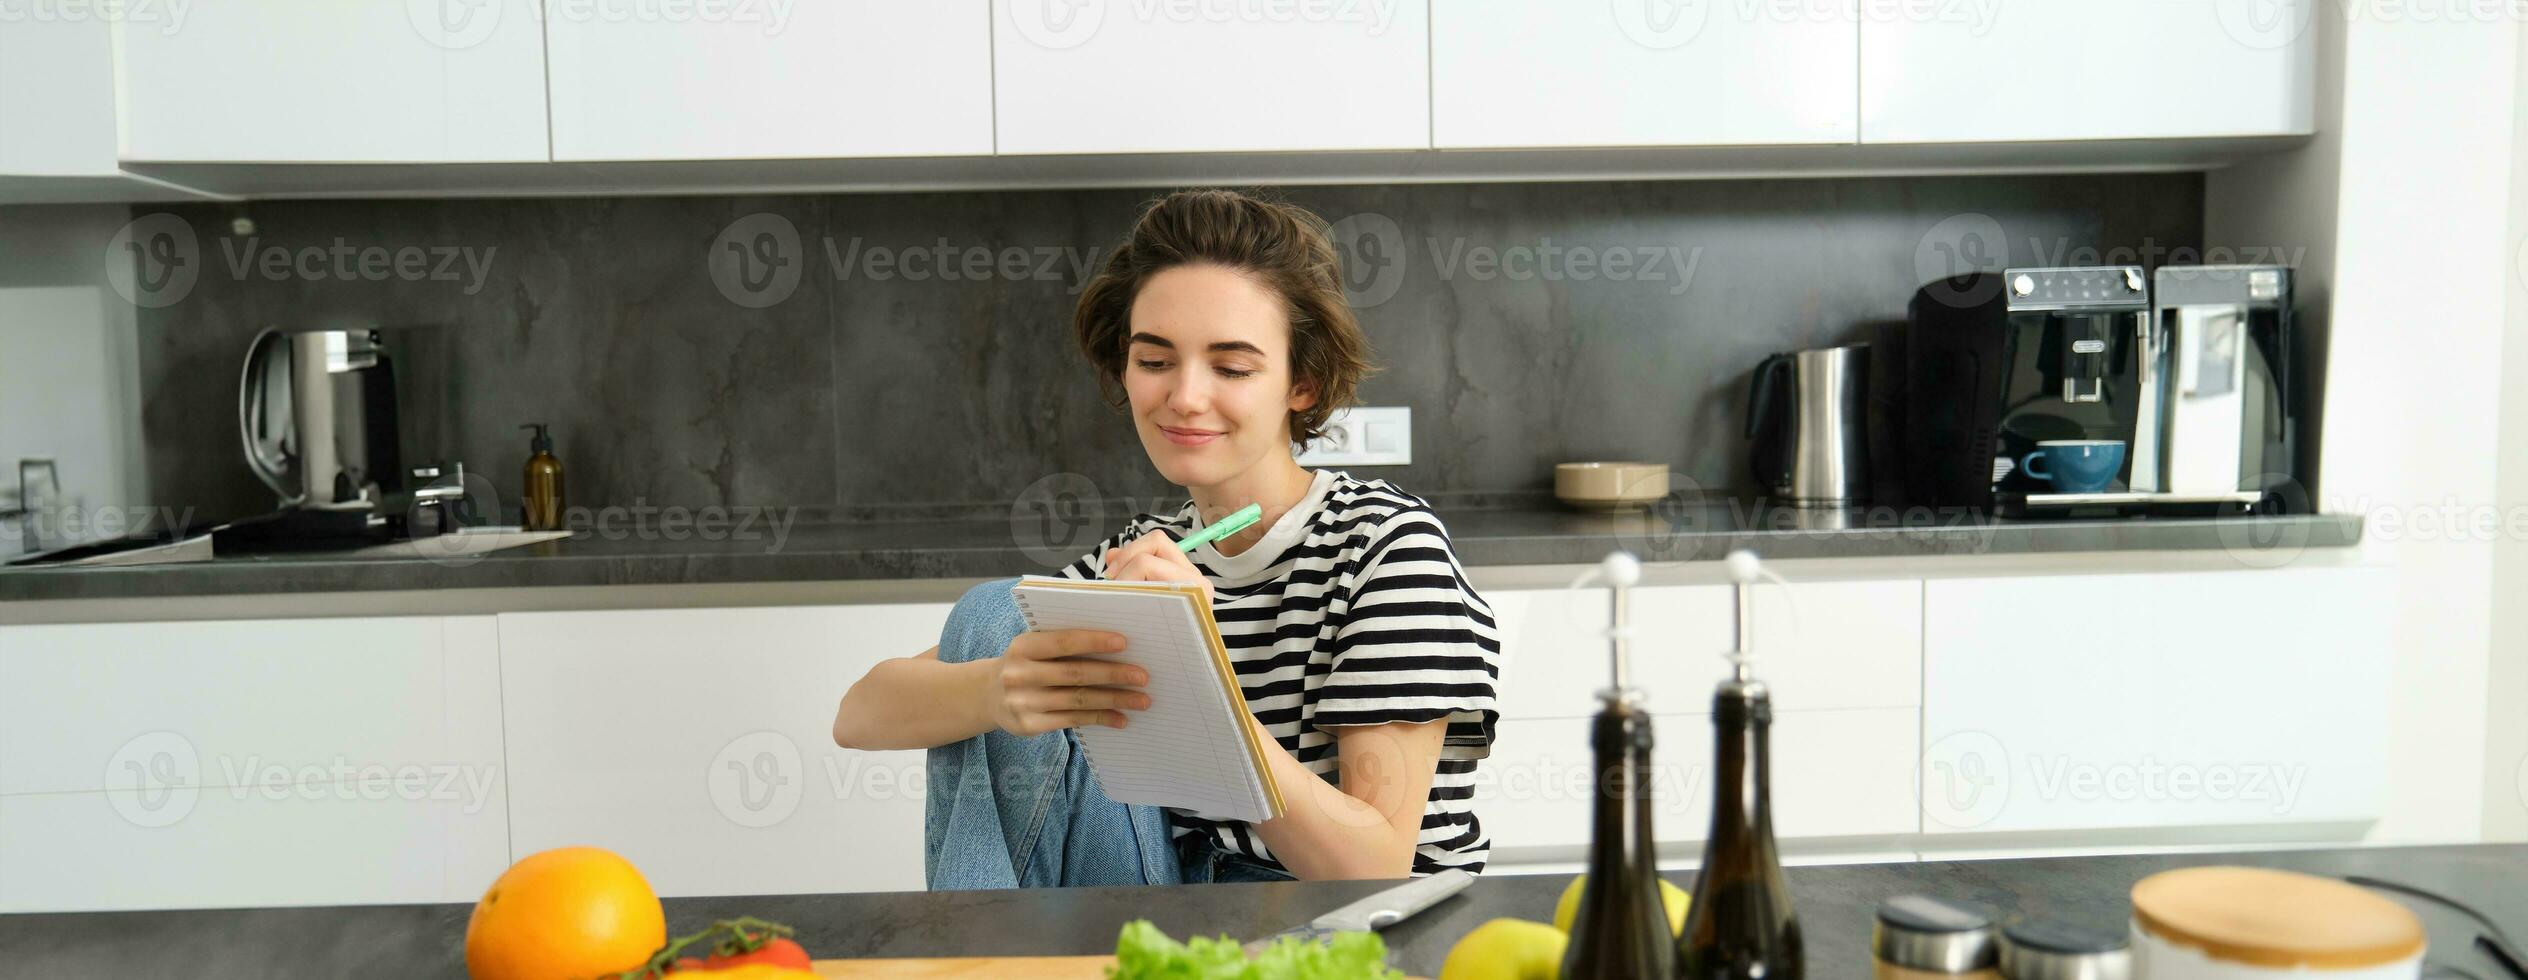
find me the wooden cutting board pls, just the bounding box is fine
[812,956,1115,978]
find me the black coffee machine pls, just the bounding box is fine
[1900,266,2300,516]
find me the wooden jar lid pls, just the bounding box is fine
[2131,867,2426,970]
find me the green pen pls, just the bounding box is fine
[1176,502,1263,553]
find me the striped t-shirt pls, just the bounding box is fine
[1057,468,1501,876]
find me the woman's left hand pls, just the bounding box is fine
[1103,531,1215,603]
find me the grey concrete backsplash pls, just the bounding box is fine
[133,175,2201,523]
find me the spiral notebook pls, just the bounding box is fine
[1010,576,1286,824]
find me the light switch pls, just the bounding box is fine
[1295,407,1411,466]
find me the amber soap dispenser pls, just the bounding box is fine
[519,422,564,531]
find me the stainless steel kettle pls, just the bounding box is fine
[238,327,404,510]
[1744,343,1870,507]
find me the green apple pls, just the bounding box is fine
[1438,918,1567,980]
[1551,874,1691,937]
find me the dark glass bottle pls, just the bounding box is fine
[1677,676,1802,979]
[1562,693,1674,979]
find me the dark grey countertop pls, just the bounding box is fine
[0,501,2364,602]
[1,844,2515,978]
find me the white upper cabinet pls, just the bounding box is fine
[991,0,1430,154]
[1432,1,1857,148]
[1860,0,2316,143]
[0,15,117,175]
[117,0,549,163]
[546,3,992,162]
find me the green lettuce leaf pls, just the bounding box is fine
[1109,919,1403,980]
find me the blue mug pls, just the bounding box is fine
[2020,440,2126,494]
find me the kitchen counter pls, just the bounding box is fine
[0,502,2363,603]
[1,844,2514,978]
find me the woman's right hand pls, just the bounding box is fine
[982,629,1151,737]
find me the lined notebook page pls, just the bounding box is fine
[1010,577,1275,824]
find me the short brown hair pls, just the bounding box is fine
[1073,189,1376,446]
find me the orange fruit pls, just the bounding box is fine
[465,846,666,980]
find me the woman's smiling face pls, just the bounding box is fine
[1122,263,1316,488]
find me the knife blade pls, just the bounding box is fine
[1241,869,1476,957]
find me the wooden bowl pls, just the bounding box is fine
[1554,462,1669,512]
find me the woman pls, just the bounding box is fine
[831,189,1499,888]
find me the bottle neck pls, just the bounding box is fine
[1704,685,1777,851]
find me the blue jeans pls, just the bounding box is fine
[922,578,1296,889]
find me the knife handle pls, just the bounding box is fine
[1313,869,1477,933]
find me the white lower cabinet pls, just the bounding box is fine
[496,602,951,898]
[0,616,509,911]
[1478,707,1920,858]
[0,562,2403,910]
[1921,565,2393,835]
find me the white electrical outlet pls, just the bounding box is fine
[1295,407,1411,466]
